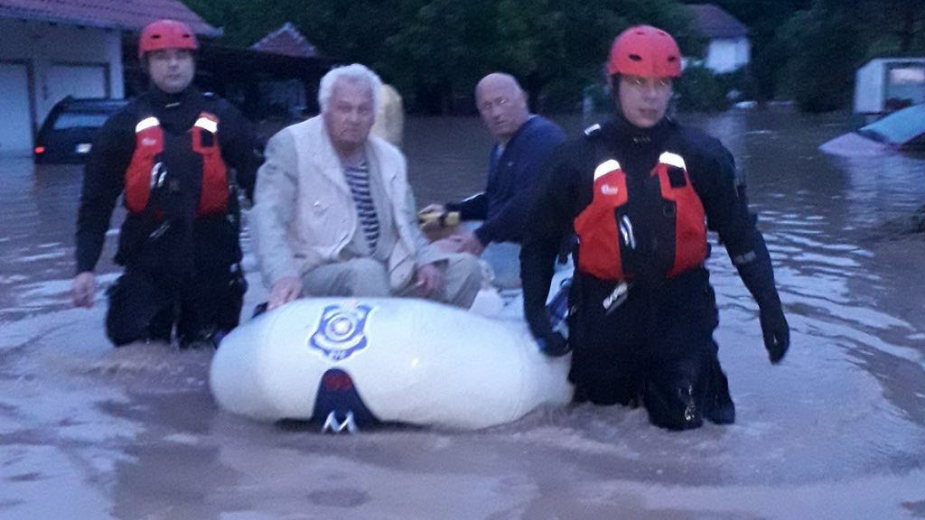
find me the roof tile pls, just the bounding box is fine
[251,22,317,58]
[687,4,748,39]
[0,0,219,35]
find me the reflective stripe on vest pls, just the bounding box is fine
[573,152,707,281]
[124,112,229,216]
[124,117,165,214]
[191,113,229,215]
[654,152,708,277]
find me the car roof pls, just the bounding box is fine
[57,97,129,112]
[860,103,925,146]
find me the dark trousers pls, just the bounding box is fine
[568,268,733,430]
[105,264,246,347]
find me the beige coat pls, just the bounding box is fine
[250,115,442,291]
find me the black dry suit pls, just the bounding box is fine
[75,86,262,347]
[520,116,789,430]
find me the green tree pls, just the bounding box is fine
[183,0,709,114]
[679,0,813,102]
[860,0,925,55]
[491,0,697,112]
[777,3,862,112]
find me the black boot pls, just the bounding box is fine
[179,327,224,350]
[704,364,735,425]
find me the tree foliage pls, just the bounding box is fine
[778,5,862,112]
[185,0,699,113]
[187,0,925,113]
[683,0,925,109]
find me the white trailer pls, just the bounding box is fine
[854,57,925,114]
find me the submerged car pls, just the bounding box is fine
[819,103,925,157]
[34,97,128,164]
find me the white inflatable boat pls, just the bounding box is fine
[210,279,573,431]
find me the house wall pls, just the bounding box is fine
[704,38,750,74]
[0,18,124,153]
[0,62,34,155]
[854,60,884,114]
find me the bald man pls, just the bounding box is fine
[423,73,565,288]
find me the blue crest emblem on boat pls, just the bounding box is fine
[309,304,373,361]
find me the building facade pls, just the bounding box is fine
[0,0,217,157]
[688,4,750,74]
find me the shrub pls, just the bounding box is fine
[674,65,731,112]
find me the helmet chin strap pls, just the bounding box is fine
[608,74,624,117]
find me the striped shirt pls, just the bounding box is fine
[344,161,380,251]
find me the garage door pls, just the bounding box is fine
[46,64,108,106]
[0,63,34,156]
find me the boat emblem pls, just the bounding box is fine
[321,411,358,434]
[309,304,373,361]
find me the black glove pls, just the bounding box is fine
[759,301,789,363]
[731,231,789,363]
[536,331,571,357]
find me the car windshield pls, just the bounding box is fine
[856,127,887,143]
[52,112,112,130]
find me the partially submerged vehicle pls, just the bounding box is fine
[34,97,127,164]
[819,104,925,157]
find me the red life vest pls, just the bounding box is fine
[124,112,229,217]
[574,151,707,281]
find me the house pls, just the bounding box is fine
[854,57,925,114]
[251,22,319,59]
[0,0,219,157]
[246,23,326,119]
[687,4,750,74]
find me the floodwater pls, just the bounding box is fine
[1,109,924,519]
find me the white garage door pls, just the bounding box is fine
[46,64,108,106]
[0,63,34,156]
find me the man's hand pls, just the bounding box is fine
[419,203,447,220]
[418,204,461,241]
[415,263,445,297]
[417,204,447,230]
[431,229,485,255]
[759,302,790,363]
[456,229,485,257]
[72,272,96,308]
[268,276,302,311]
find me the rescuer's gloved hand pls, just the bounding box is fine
[759,299,789,364]
[536,331,571,357]
[731,231,790,364]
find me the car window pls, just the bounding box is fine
[52,112,112,130]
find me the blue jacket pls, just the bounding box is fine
[448,115,565,245]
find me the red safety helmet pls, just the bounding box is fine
[607,25,682,78]
[138,20,198,59]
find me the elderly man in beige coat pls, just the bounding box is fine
[251,64,482,311]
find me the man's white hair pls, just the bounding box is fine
[318,64,382,115]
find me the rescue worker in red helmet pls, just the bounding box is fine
[520,25,790,430]
[71,19,263,349]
